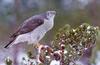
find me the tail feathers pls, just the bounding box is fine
[4,42,11,48]
[4,38,15,48]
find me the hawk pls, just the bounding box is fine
[4,11,56,48]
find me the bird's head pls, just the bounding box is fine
[46,11,56,20]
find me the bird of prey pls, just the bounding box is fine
[4,11,56,48]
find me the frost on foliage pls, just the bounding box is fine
[51,23,99,65]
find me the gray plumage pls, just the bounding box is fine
[4,11,56,48]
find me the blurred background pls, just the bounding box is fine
[0,0,100,64]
